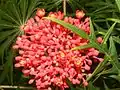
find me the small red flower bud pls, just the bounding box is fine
[19,50,24,55]
[97,37,103,43]
[28,79,34,84]
[13,45,19,49]
[83,81,88,86]
[36,8,45,17]
[76,10,85,19]
[14,63,21,67]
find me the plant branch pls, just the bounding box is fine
[63,0,67,16]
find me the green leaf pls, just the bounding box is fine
[0,9,20,26]
[102,22,116,45]
[44,17,89,39]
[91,41,106,53]
[40,0,62,11]
[0,0,42,84]
[93,22,106,35]
[115,0,120,12]
[19,0,28,23]
[113,36,120,44]
[97,65,118,76]
[109,75,120,82]
[107,18,120,23]
[87,55,108,81]
[95,37,120,84]
[66,78,75,90]
[0,50,14,84]
[110,88,120,90]
[86,1,108,6]
[103,81,109,90]
[87,82,100,90]
[92,5,112,14]
[25,0,38,22]
[8,1,22,25]
[71,43,93,50]
[109,37,120,73]
[89,18,96,41]
[76,82,100,90]
[0,30,17,43]
[109,37,118,61]
[0,31,19,64]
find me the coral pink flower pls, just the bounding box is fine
[14,10,103,90]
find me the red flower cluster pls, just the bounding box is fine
[13,9,103,90]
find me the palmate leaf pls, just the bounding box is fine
[0,30,17,43]
[0,0,41,84]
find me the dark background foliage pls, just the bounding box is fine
[0,0,120,90]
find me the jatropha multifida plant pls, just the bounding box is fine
[13,9,103,90]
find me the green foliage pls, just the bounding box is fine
[102,23,116,44]
[115,0,120,12]
[0,0,120,90]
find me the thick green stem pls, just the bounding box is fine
[63,0,67,16]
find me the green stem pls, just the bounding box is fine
[87,45,119,81]
[86,41,110,81]
[63,0,67,16]
[0,85,34,89]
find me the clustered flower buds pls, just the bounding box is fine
[13,9,103,90]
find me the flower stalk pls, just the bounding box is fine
[63,0,67,16]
